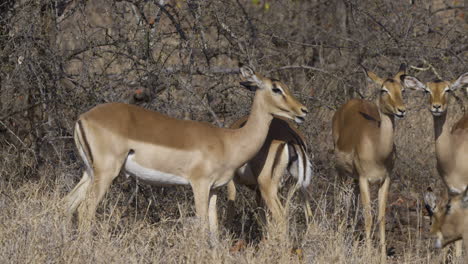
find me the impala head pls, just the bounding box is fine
[365,64,407,118]
[424,187,468,249]
[401,72,468,116]
[239,65,308,124]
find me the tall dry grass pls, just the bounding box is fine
[0,170,462,264]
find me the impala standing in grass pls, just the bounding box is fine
[64,65,308,235]
[402,72,468,256]
[332,64,408,263]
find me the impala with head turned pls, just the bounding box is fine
[226,115,313,225]
[424,187,468,261]
[332,64,408,263]
[402,72,468,256]
[64,65,308,235]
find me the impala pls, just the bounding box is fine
[64,65,308,235]
[332,64,407,262]
[402,72,468,255]
[226,115,313,224]
[424,187,468,262]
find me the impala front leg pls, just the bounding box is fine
[454,240,463,258]
[359,176,372,250]
[377,176,390,263]
[208,190,218,237]
[192,179,220,239]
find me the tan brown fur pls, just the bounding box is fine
[402,73,468,195]
[63,66,308,235]
[332,64,408,263]
[404,72,468,257]
[226,116,313,224]
[424,188,468,261]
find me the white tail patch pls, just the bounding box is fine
[289,144,313,189]
[295,145,304,188]
[124,153,189,185]
[303,151,313,188]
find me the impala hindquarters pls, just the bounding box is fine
[332,64,408,263]
[64,65,308,236]
[227,116,313,225]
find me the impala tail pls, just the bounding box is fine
[74,120,95,179]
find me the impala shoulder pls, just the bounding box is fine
[341,99,381,124]
[358,100,381,125]
[451,115,468,134]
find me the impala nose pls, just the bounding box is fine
[433,104,441,109]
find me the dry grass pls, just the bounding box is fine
[0,170,463,264]
[1,0,467,263]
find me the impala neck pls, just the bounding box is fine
[227,91,273,168]
[376,99,395,157]
[433,111,449,142]
[433,109,457,165]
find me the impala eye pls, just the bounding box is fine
[446,203,451,213]
[424,89,430,94]
[272,88,283,94]
[380,89,388,94]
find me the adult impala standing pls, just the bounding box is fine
[64,65,308,235]
[402,72,468,256]
[332,64,408,262]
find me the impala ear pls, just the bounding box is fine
[424,187,438,217]
[462,186,468,208]
[360,65,385,87]
[394,63,407,81]
[239,65,263,91]
[401,75,427,91]
[450,72,468,91]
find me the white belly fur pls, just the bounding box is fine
[124,153,189,185]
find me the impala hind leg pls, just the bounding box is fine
[64,171,92,215]
[226,180,237,226]
[192,180,218,237]
[208,190,218,237]
[258,182,284,224]
[300,190,313,224]
[377,176,390,263]
[77,165,121,228]
[258,142,288,224]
